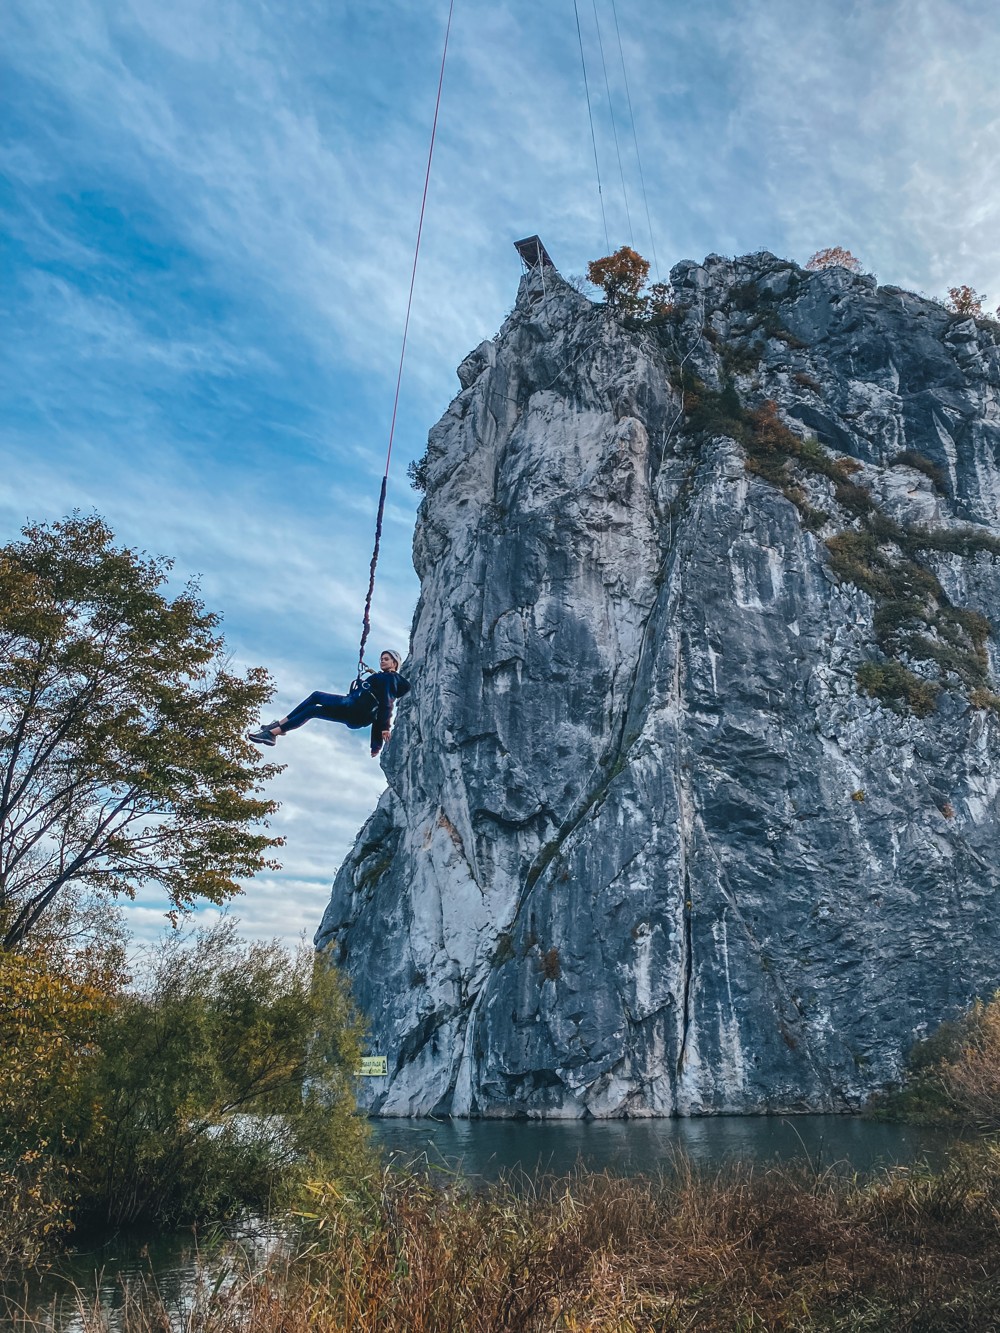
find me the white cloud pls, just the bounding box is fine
[6,0,1000,953]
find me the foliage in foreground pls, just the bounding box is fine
[0,513,281,950]
[0,911,124,1278]
[876,991,1000,1130]
[0,920,369,1275]
[21,1145,1000,1333]
[72,920,370,1230]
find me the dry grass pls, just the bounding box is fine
[10,1144,1000,1333]
[937,999,1000,1131]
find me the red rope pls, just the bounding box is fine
[359,0,455,672]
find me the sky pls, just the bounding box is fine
[3,0,1000,950]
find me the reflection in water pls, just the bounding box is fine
[10,1116,956,1330]
[372,1114,956,1182]
[8,1225,283,1333]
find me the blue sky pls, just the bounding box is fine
[3,0,999,948]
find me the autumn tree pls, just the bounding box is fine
[805,247,862,273]
[0,515,281,950]
[587,246,651,314]
[0,916,126,1273]
[947,285,986,317]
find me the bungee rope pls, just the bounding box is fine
[358,0,455,677]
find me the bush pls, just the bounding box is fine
[586,248,673,321]
[806,246,862,273]
[937,995,1000,1129]
[878,993,1000,1130]
[856,661,938,717]
[0,935,120,1276]
[70,920,369,1230]
[0,915,370,1274]
[407,455,429,492]
[947,285,986,317]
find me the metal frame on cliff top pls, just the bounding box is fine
[514,236,555,270]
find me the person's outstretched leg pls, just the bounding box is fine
[248,692,354,745]
[280,691,354,732]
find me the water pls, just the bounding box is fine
[9,1116,956,1330]
[5,1225,284,1333]
[372,1112,956,1182]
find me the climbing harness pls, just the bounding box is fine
[357,0,455,676]
[346,671,380,721]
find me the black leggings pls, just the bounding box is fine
[281,690,372,732]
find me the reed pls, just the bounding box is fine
[13,1144,1000,1332]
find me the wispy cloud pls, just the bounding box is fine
[4,0,1000,947]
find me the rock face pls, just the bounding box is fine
[316,252,1000,1118]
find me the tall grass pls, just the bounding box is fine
[877,991,1000,1131]
[14,1145,1000,1332]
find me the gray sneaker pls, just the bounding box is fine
[247,723,279,746]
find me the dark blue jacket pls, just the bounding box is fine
[350,670,411,753]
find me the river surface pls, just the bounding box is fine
[10,1116,957,1331]
[371,1112,954,1180]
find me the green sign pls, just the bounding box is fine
[357,1056,388,1077]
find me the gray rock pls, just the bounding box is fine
[317,254,1000,1118]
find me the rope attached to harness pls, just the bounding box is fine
[358,0,455,674]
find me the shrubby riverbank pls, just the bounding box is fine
[6,901,1000,1330]
[0,915,370,1276]
[11,1146,1000,1332]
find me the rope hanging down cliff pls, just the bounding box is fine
[358,0,456,675]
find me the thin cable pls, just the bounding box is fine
[573,0,610,252]
[358,0,455,671]
[592,0,633,249]
[610,0,659,280]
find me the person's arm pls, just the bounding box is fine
[370,675,393,757]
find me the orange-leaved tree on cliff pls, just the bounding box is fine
[805,247,862,273]
[587,246,649,313]
[947,285,986,317]
[587,247,673,319]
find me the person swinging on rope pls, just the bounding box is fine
[247,650,411,758]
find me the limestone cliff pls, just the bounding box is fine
[316,251,1000,1117]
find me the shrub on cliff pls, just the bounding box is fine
[947,284,986,317]
[587,247,673,320]
[806,246,862,273]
